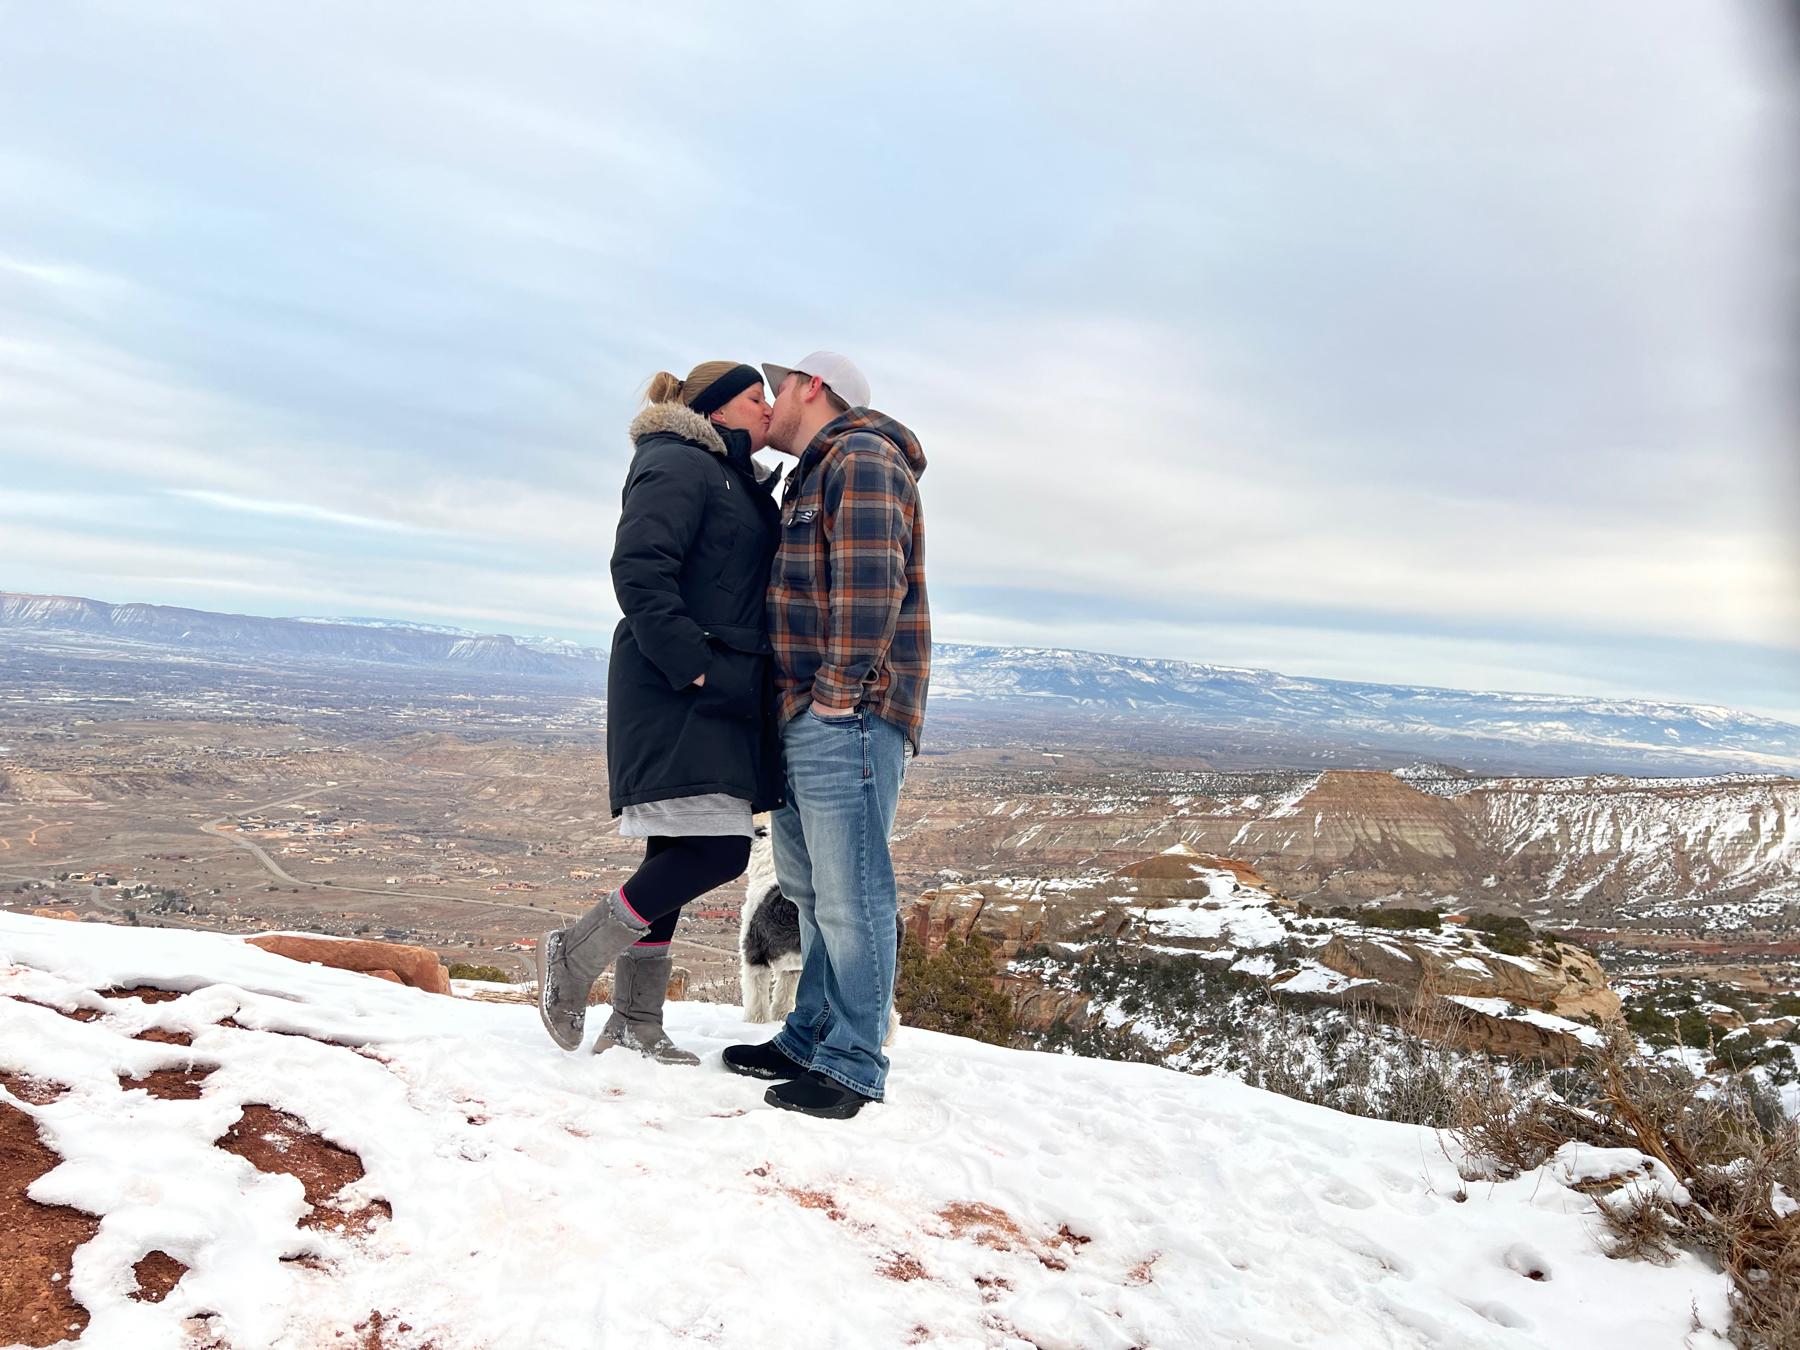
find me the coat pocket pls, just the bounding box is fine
[696,640,765,721]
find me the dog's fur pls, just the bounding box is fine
[739,821,903,1044]
[739,824,802,1022]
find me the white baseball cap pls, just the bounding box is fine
[762,351,870,409]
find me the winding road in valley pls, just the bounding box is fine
[197,784,740,976]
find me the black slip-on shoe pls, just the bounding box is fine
[765,1069,878,1120]
[721,1039,806,1081]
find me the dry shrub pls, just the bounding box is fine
[1599,1189,1681,1265]
[1448,1073,1575,1180]
[1452,1023,1800,1349]
[1233,992,1501,1128]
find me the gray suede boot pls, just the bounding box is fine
[536,891,649,1051]
[592,946,701,1066]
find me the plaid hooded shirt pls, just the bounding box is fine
[769,408,930,750]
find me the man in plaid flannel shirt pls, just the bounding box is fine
[721,352,929,1119]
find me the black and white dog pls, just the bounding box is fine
[739,822,903,1044]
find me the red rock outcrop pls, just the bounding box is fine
[907,879,1142,961]
[1315,934,1619,1024]
[247,935,449,995]
[1,1103,100,1346]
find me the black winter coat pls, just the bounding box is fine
[606,400,782,815]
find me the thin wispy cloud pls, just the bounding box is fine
[166,489,437,536]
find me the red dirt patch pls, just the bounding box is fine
[879,1252,929,1281]
[936,1202,1081,1271]
[937,1201,1027,1250]
[214,1105,390,1235]
[0,1101,100,1347]
[134,1027,195,1047]
[781,1187,846,1222]
[119,1066,214,1100]
[1127,1254,1159,1285]
[353,1308,436,1348]
[0,1072,69,1106]
[133,1029,195,1051]
[130,1249,187,1303]
[100,986,186,1004]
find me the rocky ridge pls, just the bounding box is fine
[910,843,1619,1064]
[895,768,1800,921]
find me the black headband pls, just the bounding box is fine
[687,364,763,417]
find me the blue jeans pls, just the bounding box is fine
[769,708,909,1100]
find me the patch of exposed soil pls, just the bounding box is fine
[134,1027,195,1047]
[780,1186,846,1222]
[101,986,187,1004]
[130,1249,187,1303]
[215,1105,389,1235]
[879,1252,929,1281]
[937,1201,1027,1249]
[119,1066,214,1100]
[354,1308,436,1348]
[935,1202,1083,1271]
[0,1102,100,1347]
[0,1072,69,1106]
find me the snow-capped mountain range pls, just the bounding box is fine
[932,645,1800,774]
[4,591,1796,774]
[1,592,594,680]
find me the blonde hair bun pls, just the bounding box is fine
[645,371,686,405]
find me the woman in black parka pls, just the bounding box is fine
[537,360,780,1062]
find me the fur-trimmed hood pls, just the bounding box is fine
[630,399,783,485]
[629,400,728,457]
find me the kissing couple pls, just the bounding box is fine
[537,352,929,1120]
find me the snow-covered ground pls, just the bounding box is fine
[0,915,1733,1350]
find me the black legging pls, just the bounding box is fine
[619,835,751,946]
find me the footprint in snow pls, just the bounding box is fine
[1318,1177,1377,1211]
[1501,1243,1551,1282]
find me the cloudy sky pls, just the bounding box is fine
[4,3,1797,717]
